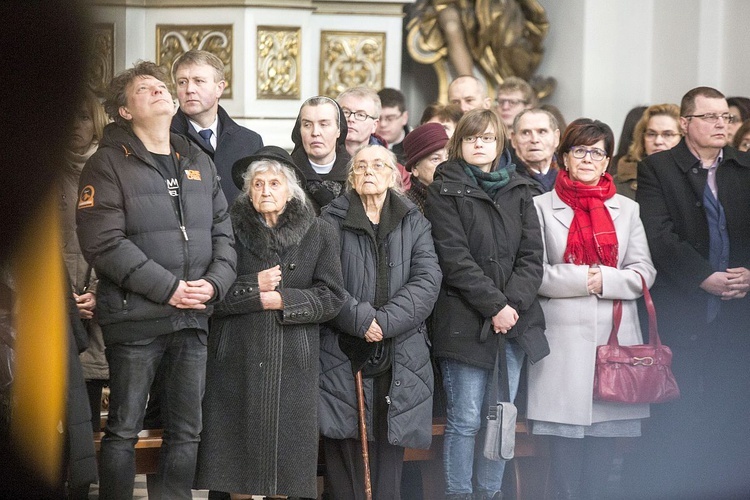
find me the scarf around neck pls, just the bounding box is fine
[461,157,515,198]
[554,169,619,267]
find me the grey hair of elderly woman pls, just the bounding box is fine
[346,144,404,194]
[242,159,307,203]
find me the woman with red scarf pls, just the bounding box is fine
[527,118,656,500]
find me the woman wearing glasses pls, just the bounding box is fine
[425,108,548,500]
[319,144,441,499]
[614,104,682,199]
[528,118,656,499]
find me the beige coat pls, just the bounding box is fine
[527,191,655,426]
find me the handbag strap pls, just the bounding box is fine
[487,332,511,406]
[606,272,661,347]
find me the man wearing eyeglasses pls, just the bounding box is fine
[495,77,536,129]
[634,86,750,498]
[338,86,411,188]
[377,88,411,164]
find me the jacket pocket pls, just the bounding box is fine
[211,320,230,361]
[435,288,483,338]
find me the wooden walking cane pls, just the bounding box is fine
[355,370,373,500]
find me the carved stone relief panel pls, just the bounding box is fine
[88,23,114,96]
[156,24,233,98]
[319,31,385,97]
[257,26,301,100]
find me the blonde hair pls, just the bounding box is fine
[627,103,681,161]
[80,89,109,142]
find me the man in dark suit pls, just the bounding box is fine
[634,86,750,498]
[171,50,263,202]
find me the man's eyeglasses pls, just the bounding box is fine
[342,109,378,122]
[569,146,607,161]
[496,98,527,108]
[461,134,497,144]
[379,112,404,124]
[684,113,737,124]
[644,131,680,141]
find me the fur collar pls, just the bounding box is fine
[231,195,315,260]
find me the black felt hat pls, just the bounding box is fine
[231,145,297,190]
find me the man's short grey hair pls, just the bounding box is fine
[337,87,382,117]
[512,108,559,133]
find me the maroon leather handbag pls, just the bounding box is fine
[593,274,680,404]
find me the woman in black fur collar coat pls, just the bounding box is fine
[195,146,346,499]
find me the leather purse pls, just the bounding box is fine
[593,273,680,404]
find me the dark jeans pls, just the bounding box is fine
[99,329,206,500]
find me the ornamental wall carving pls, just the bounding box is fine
[156,24,233,98]
[257,26,301,100]
[88,23,114,96]
[319,31,385,97]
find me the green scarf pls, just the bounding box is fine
[461,158,516,198]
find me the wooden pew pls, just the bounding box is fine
[93,419,550,499]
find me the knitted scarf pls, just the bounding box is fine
[554,169,619,267]
[461,158,515,198]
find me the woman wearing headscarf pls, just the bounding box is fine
[528,118,656,499]
[195,146,346,499]
[290,95,351,213]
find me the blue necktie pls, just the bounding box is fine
[198,129,213,149]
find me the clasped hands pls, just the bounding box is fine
[492,304,518,335]
[169,279,215,309]
[700,267,750,300]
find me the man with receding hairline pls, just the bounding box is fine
[447,75,492,113]
[511,108,560,195]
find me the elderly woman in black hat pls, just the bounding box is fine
[402,122,449,212]
[195,146,347,500]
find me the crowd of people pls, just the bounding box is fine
[50,49,750,500]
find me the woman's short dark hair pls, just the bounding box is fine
[447,108,505,162]
[557,118,615,160]
[104,60,171,129]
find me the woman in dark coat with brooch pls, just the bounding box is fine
[195,146,346,499]
[319,144,442,500]
[425,108,547,500]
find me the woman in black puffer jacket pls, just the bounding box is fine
[425,108,548,500]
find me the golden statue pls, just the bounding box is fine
[407,0,555,100]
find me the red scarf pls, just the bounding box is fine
[554,170,619,267]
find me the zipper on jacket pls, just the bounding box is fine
[129,144,191,279]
